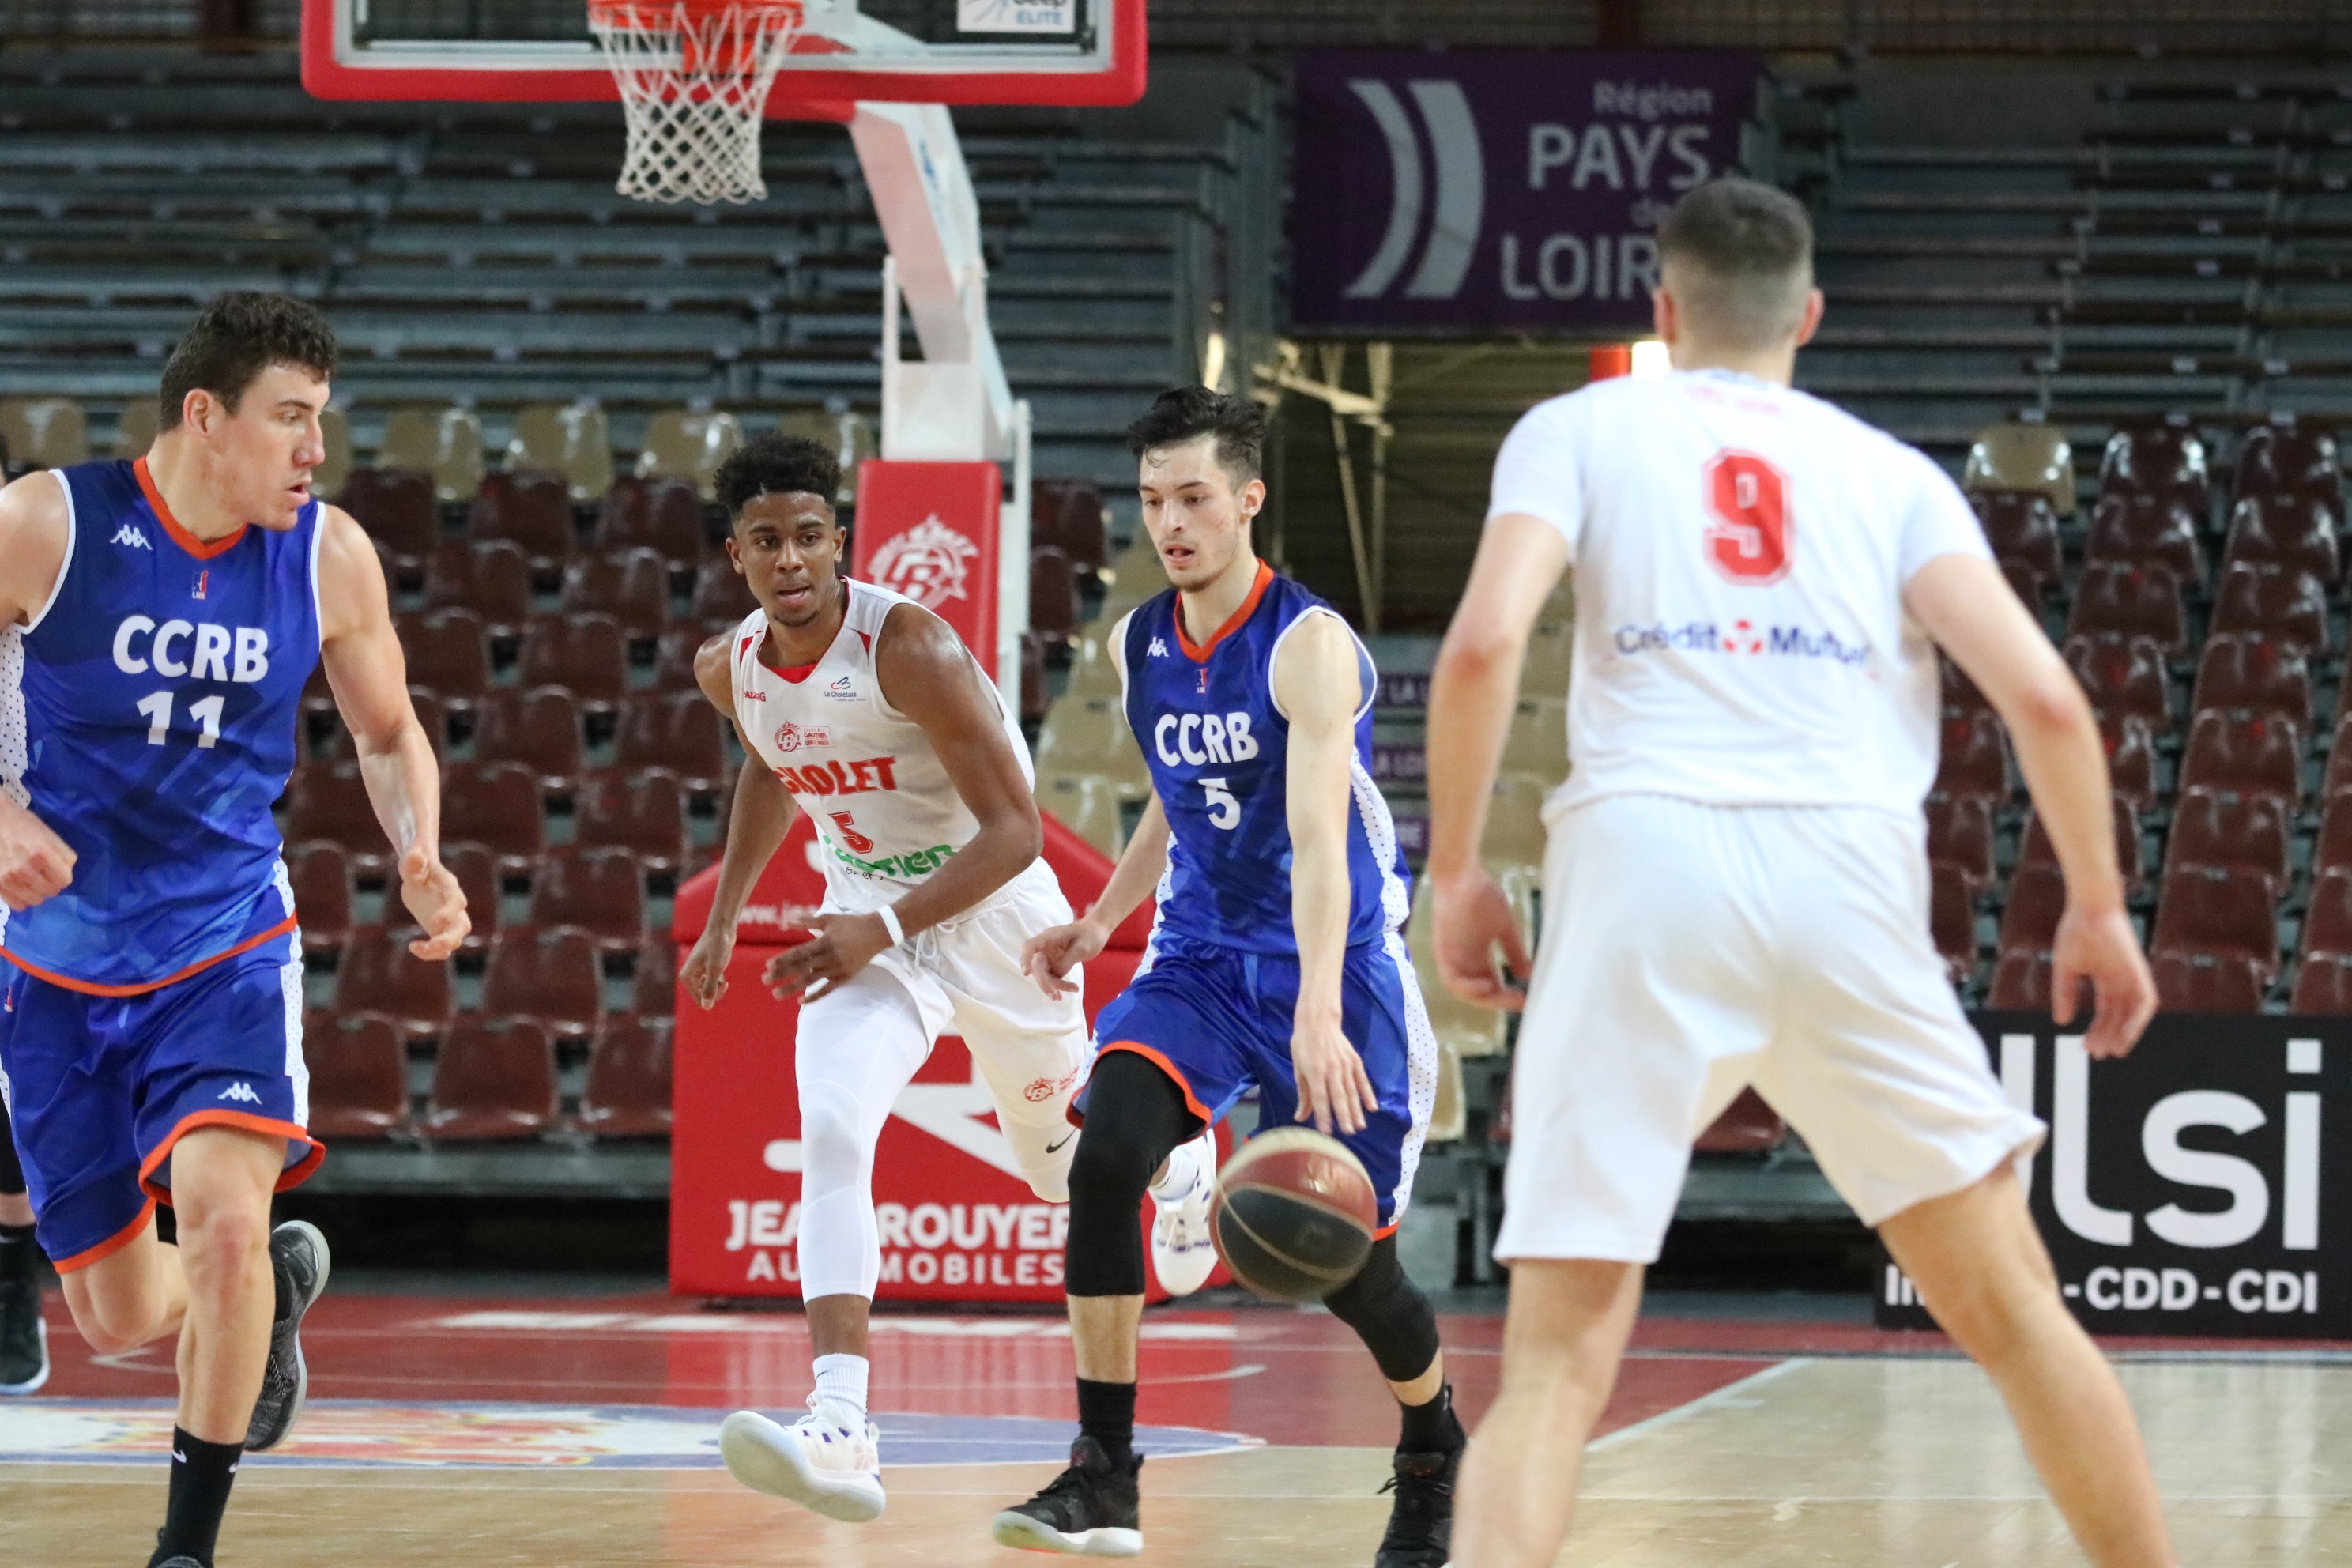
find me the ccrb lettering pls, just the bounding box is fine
[1154,710,1259,767]
[111,616,271,681]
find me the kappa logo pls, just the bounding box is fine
[771,722,830,753]
[869,517,980,611]
[1342,79,1483,302]
[111,524,151,550]
[1147,636,1170,658]
[217,1081,262,1105]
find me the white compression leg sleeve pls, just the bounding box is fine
[794,968,933,1301]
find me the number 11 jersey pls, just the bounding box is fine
[1487,367,1995,818]
[0,458,319,993]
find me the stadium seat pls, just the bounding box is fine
[1521,625,1573,697]
[1929,867,1977,982]
[507,401,612,502]
[340,466,440,566]
[317,688,447,763]
[379,405,483,505]
[2321,717,2352,800]
[777,409,875,502]
[2165,787,2290,891]
[283,760,393,876]
[468,469,577,567]
[2103,715,2159,816]
[482,925,605,1040]
[2189,633,2312,729]
[2016,797,2143,895]
[596,474,707,568]
[1924,793,1996,895]
[0,397,89,469]
[2062,633,2173,733]
[1498,698,1569,783]
[1483,775,1549,875]
[575,770,692,871]
[2083,492,2204,586]
[528,846,646,954]
[2222,491,2341,584]
[285,840,353,954]
[1030,546,1080,650]
[470,685,584,794]
[2099,420,2208,508]
[518,612,630,710]
[423,540,533,635]
[2235,422,2339,502]
[2152,949,2266,1013]
[1970,490,2064,579]
[1940,656,1989,718]
[637,409,742,499]
[573,1017,673,1138]
[1405,877,1511,1060]
[632,938,678,1018]
[316,408,353,501]
[2305,867,2352,953]
[1987,950,2060,1012]
[2209,563,2330,657]
[612,692,729,793]
[1962,422,2074,514]
[1020,630,1050,725]
[652,625,709,692]
[2065,563,2186,655]
[1427,1043,1467,1145]
[419,1018,557,1140]
[1694,1087,1786,1153]
[691,556,760,626]
[440,841,502,952]
[2151,865,2280,983]
[439,760,545,874]
[112,398,158,461]
[335,924,457,1038]
[301,1012,409,1140]
[2001,560,2049,609]
[394,608,492,710]
[2177,710,2304,808]
[561,547,670,639]
[2291,952,2352,1014]
[1933,710,2011,805]
[1033,478,1110,571]
[1996,861,2067,959]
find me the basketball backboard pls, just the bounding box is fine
[300,0,1145,111]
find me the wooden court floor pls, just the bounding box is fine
[4,1290,2349,1566]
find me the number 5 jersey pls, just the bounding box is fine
[0,458,319,993]
[1118,562,1410,956]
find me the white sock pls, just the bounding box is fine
[812,1353,869,1418]
[1150,1136,1203,1202]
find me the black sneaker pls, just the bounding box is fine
[0,1272,48,1394]
[245,1220,330,1453]
[991,1434,1144,1557]
[1373,1445,1458,1568]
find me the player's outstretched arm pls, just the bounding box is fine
[1425,512,1563,1009]
[1907,552,2154,1057]
[681,635,799,1010]
[315,506,468,960]
[1274,612,1380,1136]
[0,473,76,910]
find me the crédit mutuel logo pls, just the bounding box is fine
[1614,617,1870,668]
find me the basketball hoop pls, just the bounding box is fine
[587,0,804,205]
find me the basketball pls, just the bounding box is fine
[1210,1128,1379,1302]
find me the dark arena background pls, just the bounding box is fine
[6,2,2352,1565]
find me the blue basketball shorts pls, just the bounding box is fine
[0,929,320,1272]
[1078,929,1438,1231]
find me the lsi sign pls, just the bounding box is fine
[1879,1016,2339,1337]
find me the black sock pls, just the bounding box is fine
[1076,1377,1136,1468]
[0,1221,35,1286]
[1398,1383,1464,1456]
[150,1427,242,1568]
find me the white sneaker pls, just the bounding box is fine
[718,1395,886,1523]
[1150,1130,1219,1297]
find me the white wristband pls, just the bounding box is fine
[876,905,905,948]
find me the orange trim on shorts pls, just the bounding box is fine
[1176,561,1273,662]
[1092,1042,1216,1125]
[137,1110,325,1204]
[51,1197,158,1274]
[1373,1221,1398,1241]
[2,914,299,997]
[134,454,250,561]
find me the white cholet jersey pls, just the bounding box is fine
[729,579,1051,916]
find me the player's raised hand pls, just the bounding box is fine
[763,906,891,1004]
[1431,870,1533,1012]
[1022,917,1107,1000]
[681,923,735,1011]
[398,846,469,960]
[1291,1008,1378,1136]
[0,798,74,911]
[2052,901,2156,1060]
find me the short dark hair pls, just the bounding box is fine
[159,292,337,431]
[1125,386,1265,487]
[715,432,841,518]
[1655,178,1815,350]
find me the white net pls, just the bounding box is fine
[588,1,803,205]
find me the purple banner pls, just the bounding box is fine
[1290,50,1763,333]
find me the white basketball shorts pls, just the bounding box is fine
[1495,792,2045,1265]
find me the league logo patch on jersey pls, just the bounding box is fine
[772,722,830,753]
[868,517,979,610]
[192,570,208,601]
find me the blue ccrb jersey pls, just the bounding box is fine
[0,458,319,992]
[1121,563,1410,955]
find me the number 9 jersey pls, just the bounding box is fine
[0,458,319,993]
[1119,563,1410,955]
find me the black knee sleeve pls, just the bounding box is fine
[0,1111,22,1198]
[1064,1050,1204,1297]
[1321,1236,1440,1384]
